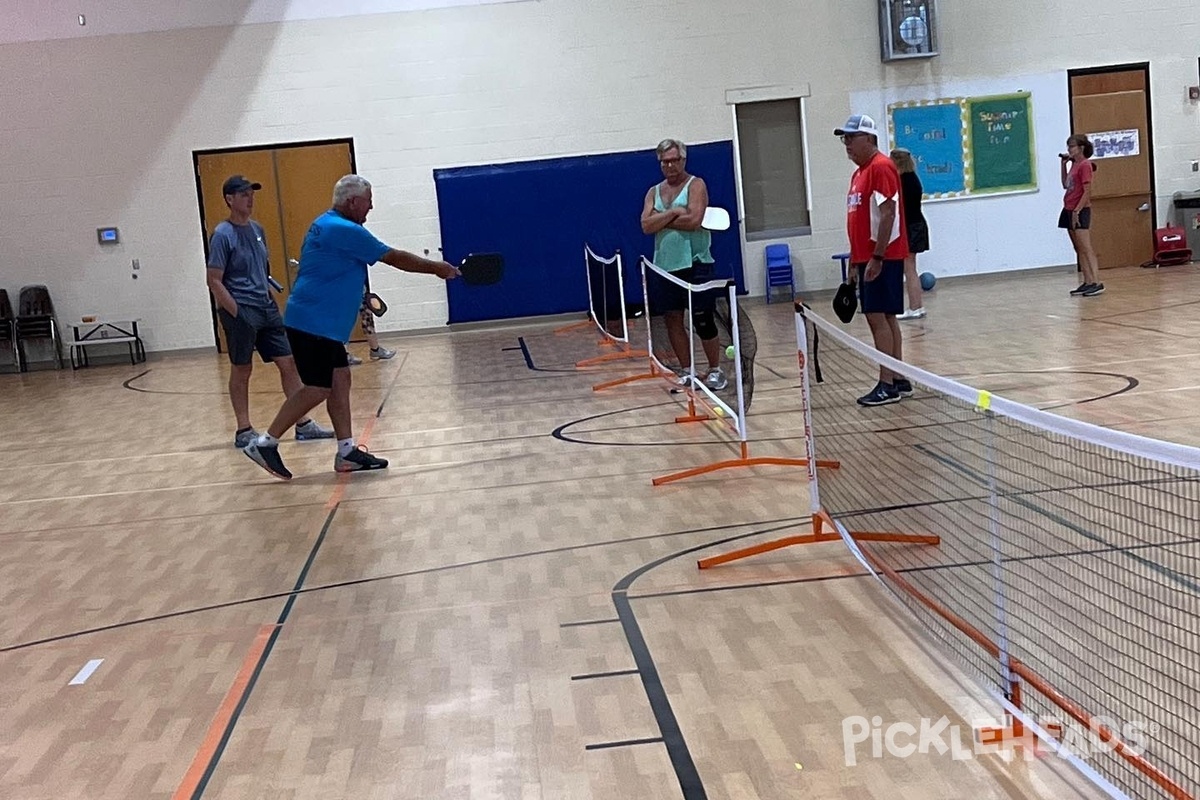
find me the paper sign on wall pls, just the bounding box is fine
[1087,129,1140,159]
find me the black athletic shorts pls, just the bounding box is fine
[652,261,719,315]
[1058,207,1091,230]
[285,326,348,389]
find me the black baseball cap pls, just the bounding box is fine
[222,175,262,196]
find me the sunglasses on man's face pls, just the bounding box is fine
[841,134,868,145]
[659,157,682,166]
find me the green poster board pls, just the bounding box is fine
[966,93,1035,193]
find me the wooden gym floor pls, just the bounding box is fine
[1,263,1197,799]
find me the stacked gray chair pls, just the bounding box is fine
[15,285,64,371]
[0,289,17,370]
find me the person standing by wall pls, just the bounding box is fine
[1060,134,1102,297]
[891,148,929,320]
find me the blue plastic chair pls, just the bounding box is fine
[764,244,794,303]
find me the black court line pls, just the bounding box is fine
[961,369,1139,410]
[121,369,395,398]
[552,403,763,450]
[609,527,778,800]
[612,592,705,798]
[1085,316,1198,339]
[585,737,665,751]
[559,617,620,628]
[501,346,521,351]
[190,503,339,799]
[1088,296,1200,320]
[516,335,615,373]
[633,529,1200,603]
[121,369,154,392]
[0,516,806,653]
[375,351,409,417]
[571,668,640,681]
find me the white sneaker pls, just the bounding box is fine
[705,368,728,391]
[897,308,926,320]
[370,346,396,360]
[674,372,694,387]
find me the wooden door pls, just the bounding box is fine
[196,141,355,351]
[274,143,358,341]
[197,150,288,354]
[1069,68,1154,269]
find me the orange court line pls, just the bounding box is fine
[171,623,276,800]
[175,410,380,797]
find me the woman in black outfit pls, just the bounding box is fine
[891,148,929,320]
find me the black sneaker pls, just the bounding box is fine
[1082,283,1105,296]
[244,440,292,480]
[857,382,901,407]
[893,378,914,397]
[335,446,389,473]
[1069,283,1091,296]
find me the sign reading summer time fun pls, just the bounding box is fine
[888,92,1036,199]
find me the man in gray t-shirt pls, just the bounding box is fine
[205,175,332,448]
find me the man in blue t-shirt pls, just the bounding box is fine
[244,174,460,480]
[206,175,332,447]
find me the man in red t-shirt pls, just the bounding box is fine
[835,114,910,406]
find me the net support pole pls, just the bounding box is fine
[652,286,836,485]
[697,305,941,568]
[974,406,1059,749]
[576,250,649,367]
[592,255,666,391]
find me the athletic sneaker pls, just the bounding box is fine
[370,346,396,360]
[1082,283,1105,296]
[857,381,901,407]
[674,372,694,388]
[295,419,335,441]
[243,440,292,480]
[1069,283,1092,296]
[897,308,926,320]
[346,353,363,365]
[705,368,728,391]
[893,378,914,397]
[335,446,389,473]
[233,427,260,449]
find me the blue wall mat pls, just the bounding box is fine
[434,141,744,324]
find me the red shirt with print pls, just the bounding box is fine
[1063,159,1093,211]
[846,151,909,263]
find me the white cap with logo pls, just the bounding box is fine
[834,114,880,137]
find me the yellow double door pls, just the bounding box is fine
[196,141,360,350]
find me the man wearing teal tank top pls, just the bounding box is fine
[640,138,726,391]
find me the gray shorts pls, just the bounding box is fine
[218,304,292,365]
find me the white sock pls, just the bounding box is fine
[257,433,279,447]
[337,438,356,457]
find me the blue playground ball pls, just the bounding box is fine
[919,272,936,291]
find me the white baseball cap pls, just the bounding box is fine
[834,114,880,137]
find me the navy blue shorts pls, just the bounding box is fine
[218,304,292,366]
[855,260,905,316]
